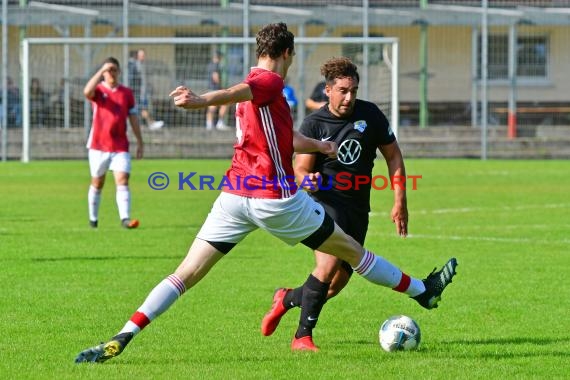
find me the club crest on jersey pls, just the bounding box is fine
[353,120,367,133]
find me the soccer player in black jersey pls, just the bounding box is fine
[261,57,457,351]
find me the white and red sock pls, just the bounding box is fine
[119,274,186,336]
[88,185,101,222]
[353,250,425,297]
[116,185,130,221]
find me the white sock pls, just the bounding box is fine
[119,274,186,335]
[88,185,101,222]
[116,185,130,221]
[353,250,425,297]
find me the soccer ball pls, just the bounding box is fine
[378,315,421,352]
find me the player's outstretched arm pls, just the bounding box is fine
[170,83,252,110]
[292,130,337,158]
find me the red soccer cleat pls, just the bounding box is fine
[291,336,319,352]
[122,218,140,229]
[261,288,291,336]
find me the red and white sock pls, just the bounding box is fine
[353,250,425,297]
[116,185,130,221]
[119,274,186,335]
[392,272,425,297]
[88,185,101,222]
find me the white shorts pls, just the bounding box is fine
[88,149,131,178]
[197,191,325,246]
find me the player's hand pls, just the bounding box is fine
[169,86,203,109]
[320,141,337,159]
[302,172,321,193]
[136,144,144,160]
[101,62,118,74]
[391,204,408,237]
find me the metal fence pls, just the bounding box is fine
[2,0,570,161]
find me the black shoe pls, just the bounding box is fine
[412,258,458,309]
[74,332,133,364]
[89,220,98,228]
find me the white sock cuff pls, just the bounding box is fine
[166,274,186,296]
[89,185,101,194]
[116,185,129,192]
[353,250,377,276]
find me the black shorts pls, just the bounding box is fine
[321,202,369,275]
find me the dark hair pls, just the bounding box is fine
[321,57,359,85]
[255,22,294,59]
[103,56,121,69]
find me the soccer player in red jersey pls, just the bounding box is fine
[83,57,143,229]
[75,23,457,363]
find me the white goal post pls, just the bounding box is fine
[20,36,398,162]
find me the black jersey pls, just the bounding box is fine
[298,99,396,212]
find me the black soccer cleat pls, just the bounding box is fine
[412,258,458,309]
[89,220,98,228]
[74,332,133,364]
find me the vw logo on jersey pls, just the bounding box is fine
[353,120,367,133]
[338,139,362,165]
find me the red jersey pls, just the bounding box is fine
[86,83,136,153]
[224,68,297,199]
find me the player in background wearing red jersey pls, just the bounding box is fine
[83,57,143,229]
[75,23,456,363]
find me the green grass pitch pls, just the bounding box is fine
[1,158,569,379]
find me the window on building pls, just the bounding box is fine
[478,34,548,80]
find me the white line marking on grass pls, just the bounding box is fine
[429,203,570,215]
[449,224,570,230]
[370,204,570,217]
[406,234,570,245]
